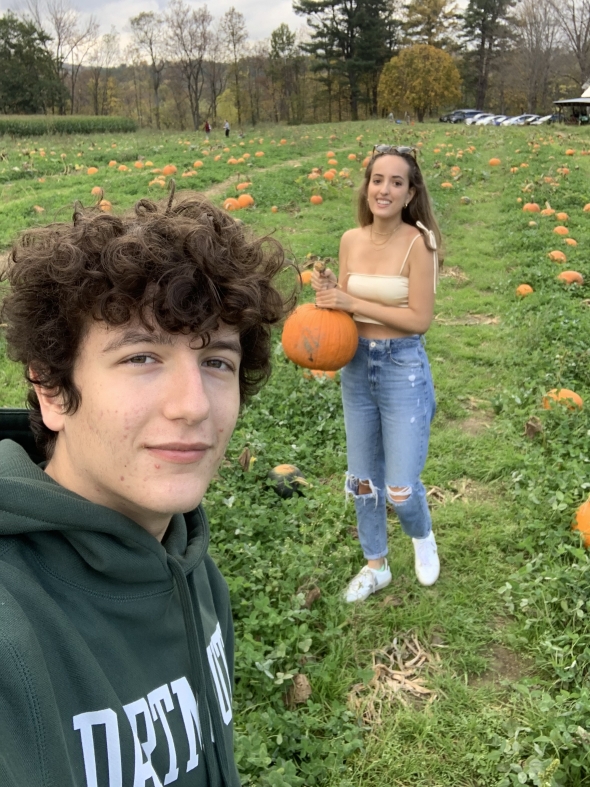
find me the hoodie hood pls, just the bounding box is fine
[0,439,208,583]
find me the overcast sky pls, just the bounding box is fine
[1,0,307,47]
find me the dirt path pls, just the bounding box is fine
[203,146,358,200]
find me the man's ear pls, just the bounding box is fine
[30,371,66,434]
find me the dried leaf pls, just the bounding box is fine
[238,446,252,472]
[284,674,312,708]
[524,416,543,439]
[303,586,321,609]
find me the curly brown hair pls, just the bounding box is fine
[2,190,294,458]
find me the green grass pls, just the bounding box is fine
[1,121,590,786]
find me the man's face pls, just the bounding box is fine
[40,320,242,538]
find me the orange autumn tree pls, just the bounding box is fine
[377,44,462,122]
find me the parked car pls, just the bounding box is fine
[439,109,479,123]
[501,114,539,126]
[465,113,493,125]
[529,114,561,125]
[476,114,508,125]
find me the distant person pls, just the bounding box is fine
[0,189,291,785]
[224,119,230,138]
[204,119,211,140]
[387,112,394,122]
[312,144,442,602]
[404,111,411,124]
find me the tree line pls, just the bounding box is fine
[0,0,589,127]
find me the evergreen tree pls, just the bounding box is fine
[294,0,400,119]
[462,0,515,109]
[0,13,65,114]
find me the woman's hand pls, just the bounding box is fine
[315,286,355,312]
[311,267,337,291]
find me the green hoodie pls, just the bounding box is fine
[0,439,241,787]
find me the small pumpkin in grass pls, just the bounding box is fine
[254,151,265,157]
[541,207,555,216]
[98,199,112,212]
[236,181,251,191]
[488,158,501,166]
[162,164,177,176]
[548,250,566,262]
[300,270,313,285]
[584,203,590,212]
[282,301,358,371]
[557,270,584,285]
[117,164,128,172]
[522,202,540,212]
[348,153,357,161]
[565,238,578,246]
[565,149,575,156]
[556,212,569,221]
[87,167,98,175]
[554,226,569,235]
[237,193,254,208]
[441,182,453,189]
[91,186,102,196]
[267,464,308,499]
[108,160,117,167]
[134,161,144,169]
[223,197,240,211]
[573,498,590,547]
[516,284,533,297]
[271,205,278,213]
[542,388,583,410]
[310,195,323,205]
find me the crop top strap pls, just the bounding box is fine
[398,233,422,275]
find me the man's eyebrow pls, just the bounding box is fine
[102,330,176,353]
[205,337,243,357]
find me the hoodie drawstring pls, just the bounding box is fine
[168,556,233,787]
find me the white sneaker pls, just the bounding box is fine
[412,531,440,586]
[343,561,392,603]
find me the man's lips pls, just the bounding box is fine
[146,443,212,464]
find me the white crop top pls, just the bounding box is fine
[347,222,438,325]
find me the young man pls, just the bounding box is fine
[0,191,290,787]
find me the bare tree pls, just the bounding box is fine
[550,0,590,87]
[516,0,560,110]
[220,7,247,126]
[88,30,120,115]
[165,0,212,131]
[26,0,98,114]
[204,24,228,123]
[130,11,166,129]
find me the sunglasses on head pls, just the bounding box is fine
[372,144,418,159]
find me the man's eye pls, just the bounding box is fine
[126,354,156,365]
[204,358,234,372]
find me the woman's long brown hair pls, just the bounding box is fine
[357,151,443,262]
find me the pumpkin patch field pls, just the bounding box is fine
[2,121,590,785]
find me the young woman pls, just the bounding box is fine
[312,145,441,602]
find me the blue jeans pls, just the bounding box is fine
[341,335,436,560]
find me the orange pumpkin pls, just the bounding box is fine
[554,226,569,235]
[489,158,501,166]
[87,167,98,175]
[299,270,313,285]
[108,160,117,167]
[117,165,128,172]
[223,198,240,211]
[323,171,335,180]
[162,164,177,176]
[523,203,540,212]
[573,498,590,547]
[98,199,112,212]
[271,205,278,213]
[584,203,590,212]
[134,161,144,169]
[236,181,251,191]
[556,212,569,221]
[441,182,453,189]
[348,153,357,161]
[310,195,323,205]
[193,160,203,168]
[237,193,254,208]
[255,151,265,157]
[548,250,567,262]
[326,151,335,158]
[557,270,584,285]
[542,388,583,409]
[362,156,371,167]
[516,284,533,297]
[90,186,102,196]
[565,238,577,246]
[540,208,555,216]
[308,173,320,180]
[281,303,358,371]
[565,149,575,155]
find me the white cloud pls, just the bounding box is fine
[1,0,307,45]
